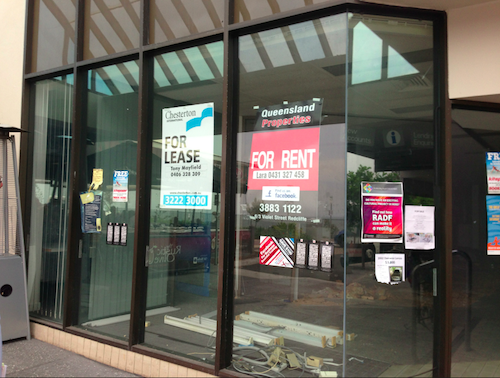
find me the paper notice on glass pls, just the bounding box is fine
[404,205,435,250]
[375,253,405,285]
[361,182,403,243]
[113,170,129,202]
[486,152,500,194]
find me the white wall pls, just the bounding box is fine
[0,1,25,129]
[448,1,500,102]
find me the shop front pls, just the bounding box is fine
[20,1,456,376]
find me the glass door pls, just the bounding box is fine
[233,13,347,377]
[141,41,224,363]
[76,61,139,341]
[346,14,437,377]
[451,108,500,376]
[27,74,73,322]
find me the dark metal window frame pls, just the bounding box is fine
[19,0,449,376]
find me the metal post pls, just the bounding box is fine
[2,137,9,254]
[10,135,31,339]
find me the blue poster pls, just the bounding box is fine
[80,191,102,233]
[487,195,500,255]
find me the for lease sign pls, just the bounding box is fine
[160,103,214,209]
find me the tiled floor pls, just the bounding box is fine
[29,323,215,378]
[379,364,433,377]
[30,321,500,377]
[379,361,500,377]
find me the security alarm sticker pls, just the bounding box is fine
[120,223,128,246]
[308,241,319,270]
[113,223,121,245]
[106,223,114,244]
[295,239,307,268]
[486,152,500,194]
[320,242,334,272]
[361,181,403,243]
[113,170,129,202]
[161,103,214,209]
[259,236,295,268]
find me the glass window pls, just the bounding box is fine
[31,0,76,72]
[234,0,331,23]
[77,61,139,340]
[27,74,73,322]
[150,0,223,44]
[346,15,435,376]
[142,41,223,363]
[451,108,500,373]
[234,14,347,376]
[84,0,140,60]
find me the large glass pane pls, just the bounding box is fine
[84,0,140,60]
[77,61,139,340]
[346,15,435,376]
[31,0,76,72]
[150,0,223,44]
[142,41,223,362]
[234,0,331,23]
[234,15,347,377]
[451,109,500,375]
[27,74,73,322]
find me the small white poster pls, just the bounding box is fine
[113,170,129,202]
[375,253,405,285]
[160,103,214,209]
[404,205,435,250]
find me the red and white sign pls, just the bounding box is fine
[248,127,320,191]
[259,236,294,268]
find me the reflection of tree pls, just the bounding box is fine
[151,204,169,228]
[407,195,434,206]
[256,222,309,240]
[247,198,267,223]
[323,219,339,239]
[245,198,267,254]
[347,165,400,235]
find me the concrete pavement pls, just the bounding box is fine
[2,338,139,377]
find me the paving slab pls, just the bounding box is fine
[2,338,139,377]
